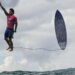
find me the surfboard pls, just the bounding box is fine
[55,10,67,50]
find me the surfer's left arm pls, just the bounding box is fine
[14,18,18,33]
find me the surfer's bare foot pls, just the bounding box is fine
[9,47,13,52]
[6,47,10,50]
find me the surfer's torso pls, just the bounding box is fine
[7,15,17,29]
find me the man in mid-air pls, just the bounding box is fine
[0,2,18,51]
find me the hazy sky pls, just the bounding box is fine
[0,0,75,72]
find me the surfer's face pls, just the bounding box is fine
[9,10,14,15]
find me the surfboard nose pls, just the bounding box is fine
[56,9,59,13]
[55,10,62,19]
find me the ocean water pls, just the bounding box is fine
[0,68,75,75]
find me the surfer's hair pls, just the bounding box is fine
[10,8,14,14]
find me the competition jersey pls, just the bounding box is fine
[7,15,17,29]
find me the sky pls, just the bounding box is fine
[0,0,75,72]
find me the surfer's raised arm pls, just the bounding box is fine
[0,2,9,16]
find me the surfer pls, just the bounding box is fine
[0,2,18,51]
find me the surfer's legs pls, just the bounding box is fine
[4,28,14,51]
[9,38,13,51]
[4,37,13,51]
[5,38,10,49]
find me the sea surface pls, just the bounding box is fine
[0,68,75,75]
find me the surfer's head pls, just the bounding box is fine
[9,8,14,15]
